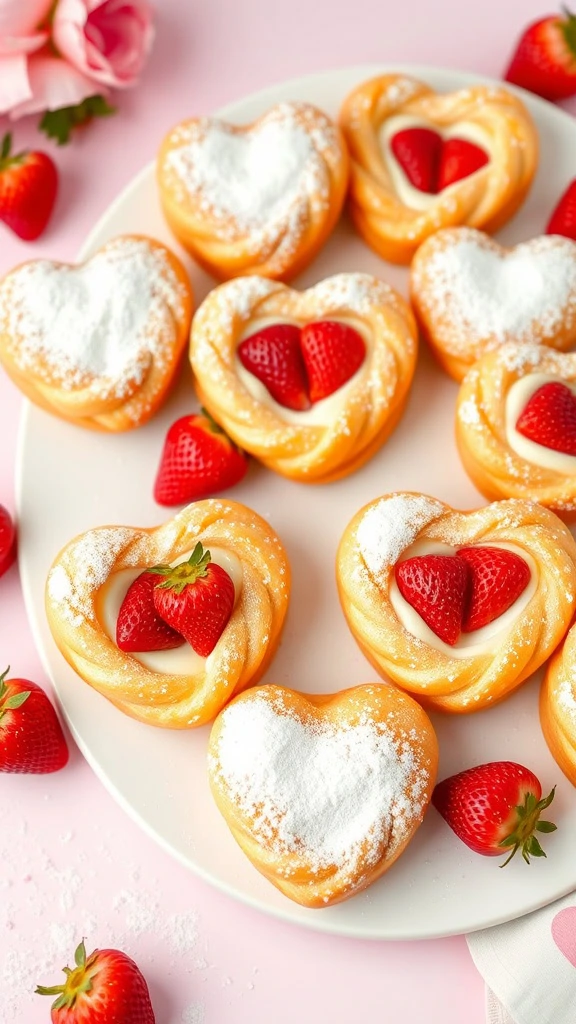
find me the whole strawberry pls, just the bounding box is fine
[504,9,576,101]
[0,504,16,578]
[0,666,68,773]
[36,939,155,1023]
[0,133,58,241]
[547,179,576,239]
[433,761,557,865]
[154,410,248,506]
[150,541,235,657]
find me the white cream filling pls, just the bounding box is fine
[234,315,371,425]
[505,372,576,474]
[389,539,537,658]
[96,547,243,674]
[379,114,492,211]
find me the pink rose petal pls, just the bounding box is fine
[52,0,154,89]
[0,30,49,57]
[8,54,105,119]
[0,53,32,114]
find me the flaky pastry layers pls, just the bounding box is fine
[337,493,576,713]
[457,343,576,517]
[410,228,576,381]
[208,683,438,907]
[157,101,349,281]
[0,235,193,431]
[541,626,576,786]
[190,273,417,483]
[339,74,537,264]
[45,500,290,728]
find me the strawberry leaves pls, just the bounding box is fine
[498,787,557,867]
[39,96,116,146]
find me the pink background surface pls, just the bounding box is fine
[1,1,573,1021]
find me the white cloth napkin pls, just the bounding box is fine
[466,893,576,1024]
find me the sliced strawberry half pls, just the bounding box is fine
[300,320,366,402]
[437,138,489,191]
[395,554,470,646]
[516,381,576,455]
[457,546,531,633]
[238,324,310,411]
[390,127,442,193]
[116,571,185,653]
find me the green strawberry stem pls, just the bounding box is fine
[148,541,212,595]
[0,666,30,720]
[36,940,94,1010]
[0,134,28,171]
[561,6,576,57]
[498,787,557,867]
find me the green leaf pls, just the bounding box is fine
[3,691,30,710]
[74,939,86,969]
[561,7,576,59]
[536,821,558,834]
[538,787,556,812]
[39,95,116,146]
[35,984,65,996]
[527,835,547,858]
[1,133,11,160]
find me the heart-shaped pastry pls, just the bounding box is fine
[337,492,576,713]
[541,620,576,786]
[411,227,576,381]
[339,74,537,264]
[190,273,417,483]
[45,500,290,728]
[208,682,438,907]
[457,342,576,516]
[552,907,576,968]
[0,235,193,431]
[157,102,349,281]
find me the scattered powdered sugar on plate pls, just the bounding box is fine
[163,102,341,253]
[0,237,187,399]
[210,694,429,876]
[182,1003,206,1024]
[415,231,576,351]
[357,494,444,575]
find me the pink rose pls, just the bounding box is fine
[7,54,107,119]
[0,0,52,55]
[52,0,154,89]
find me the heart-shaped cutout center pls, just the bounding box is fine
[516,381,576,455]
[390,127,488,194]
[238,320,366,411]
[552,906,576,968]
[395,546,530,645]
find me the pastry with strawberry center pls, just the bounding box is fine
[45,500,290,728]
[456,343,576,517]
[336,492,576,712]
[339,73,537,264]
[190,273,417,483]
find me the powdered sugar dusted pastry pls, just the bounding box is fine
[0,235,193,431]
[208,682,438,907]
[457,343,576,517]
[541,624,576,786]
[45,500,290,728]
[157,102,349,281]
[339,74,537,265]
[410,228,576,381]
[336,492,576,713]
[190,273,417,483]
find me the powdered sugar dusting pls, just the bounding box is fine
[357,495,444,575]
[47,527,138,624]
[414,231,576,353]
[210,693,429,876]
[0,237,187,402]
[558,677,576,719]
[163,102,341,256]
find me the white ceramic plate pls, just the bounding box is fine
[17,65,576,939]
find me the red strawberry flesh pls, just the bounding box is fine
[0,504,16,577]
[0,668,68,774]
[151,543,235,657]
[436,138,489,191]
[300,320,366,402]
[238,324,310,411]
[395,554,470,645]
[116,572,185,652]
[458,546,530,633]
[390,127,442,193]
[0,135,58,241]
[516,381,576,455]
[432,760,556,864]
[154,411,248,507]
[505,12,576,101]
[547,179,576,240]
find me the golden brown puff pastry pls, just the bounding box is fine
[0,235,193,431]
[339,74,537,264]
[336,492,576,713]
[410,227,576,381]
[157,101,349,281]
[208,682,438,907]
[457,343,576,518]
[541,625,576,786]
[189,273,417,483]
[45,500,290,728]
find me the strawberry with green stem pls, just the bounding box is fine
[0,666,68,773]
[0,133,58,241]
